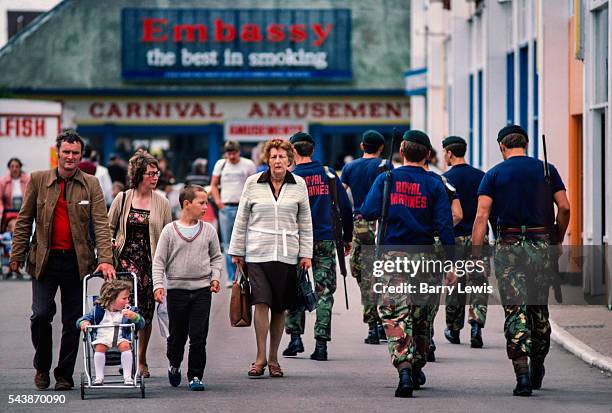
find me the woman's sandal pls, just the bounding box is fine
[248,363,266,378]
[268,363,284,378]
[139,364,150,378]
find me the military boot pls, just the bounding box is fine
[513,373,532,397]
[411,368,426,390]
[470,321,483,348]
[426,338,436,362]
[444,327,461,344]
[364,325,380,344]
[530,358,546,390]
[377,323,387,342]
[395,368,413,398]
[310,340,328,361]
[282,334,304,357]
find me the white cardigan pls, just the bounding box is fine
[228,171,313,264]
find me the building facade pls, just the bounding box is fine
[412,0,610,302]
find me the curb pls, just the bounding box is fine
[549,318,612,374]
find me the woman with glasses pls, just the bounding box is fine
[229,139,313,378]
[108,149,172,378]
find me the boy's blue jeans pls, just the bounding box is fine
[166,287,212,381]
[219,205,238,282]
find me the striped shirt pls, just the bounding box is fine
[228,171,313,264]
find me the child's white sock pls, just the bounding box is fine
[93,352,105,380]
[121,350,133,380]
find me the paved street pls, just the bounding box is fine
[0,277,610,413]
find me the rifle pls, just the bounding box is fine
[375,128,399,258]
[542,134,563,303]
[325,166,349,310]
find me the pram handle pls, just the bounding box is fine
[82,272,139,313]
[84,271,136,282]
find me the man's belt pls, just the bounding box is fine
[499,226,548,234]
[49,249,76,256]
[499,226,550,240]
[224,203,239,207]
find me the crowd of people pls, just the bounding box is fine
[5,124,570,398]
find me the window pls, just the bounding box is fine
[519,45,529,133]
[469,74,474,165]
[533,42,539,158]
[506,52,515,124]
[593,5,609,105]
[477,70,484,168]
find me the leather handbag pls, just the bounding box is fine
[229,266,252,327]
[296,267,319,312]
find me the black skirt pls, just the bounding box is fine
[247,262,297,313]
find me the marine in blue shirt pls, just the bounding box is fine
[471,124,570,397]
[282,132,353,362]
[341,130,393,345]
[361,135,454,246]
[440,135,489,349]
[361,130,454,398]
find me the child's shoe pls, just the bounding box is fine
[93,377,104,386]
[124,377,134,386]
[168,366,181,387]
[188,377,205,391]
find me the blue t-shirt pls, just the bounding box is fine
[341,157,393,213]
[478,156,565,228]
[361,166,455,245]
[444,164,485,237]
[293,161,353,242]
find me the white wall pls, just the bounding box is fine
[540,0,570,184]
[448,1,471,143]
[483,0,509,169]
[0,0,61,47]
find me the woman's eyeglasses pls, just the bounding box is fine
[144,171,161,178]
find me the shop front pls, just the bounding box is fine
[0,2,412,180]
[67,96,409,177]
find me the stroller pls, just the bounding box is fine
[80,272,145,399]
[1,209,19,279]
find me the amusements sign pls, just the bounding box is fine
[122,8,352,81]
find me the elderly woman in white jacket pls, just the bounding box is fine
[229,138,313,379]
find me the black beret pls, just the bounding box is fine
[402,130,432,150]
[289,131,315,145]
[361,130,385,146]
[497,124,528,143]
[442,135,467,148]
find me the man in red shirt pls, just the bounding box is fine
[10,130,115,391]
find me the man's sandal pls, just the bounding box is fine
[248,363,266,378]
[268,363,284,378]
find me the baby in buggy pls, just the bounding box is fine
[77,279,145,385]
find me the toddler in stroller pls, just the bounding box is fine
[77,279,145,385]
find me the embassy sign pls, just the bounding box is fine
[121,8,352,81]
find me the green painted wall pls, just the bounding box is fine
[0,0,410,92]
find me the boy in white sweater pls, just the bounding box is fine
[153,185,222,391]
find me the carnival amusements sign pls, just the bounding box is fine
[121,8,352,81]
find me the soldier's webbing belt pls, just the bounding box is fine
[498,226,549,242]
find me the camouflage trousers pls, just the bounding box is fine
[446,235,489,330]
[285,241,337,341]
[378,252,441,369]
[495,235,552,360]
[349,218,381,327]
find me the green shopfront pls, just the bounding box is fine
[0,1,411,179]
